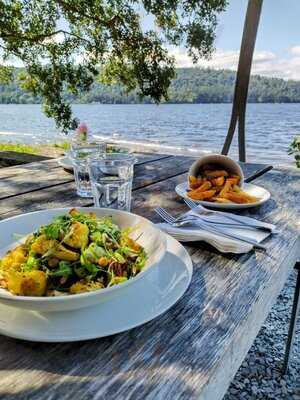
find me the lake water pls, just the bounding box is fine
[0,103,299,166]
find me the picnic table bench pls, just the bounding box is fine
[0,153,299,400]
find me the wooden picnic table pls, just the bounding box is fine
[0,153,299,400]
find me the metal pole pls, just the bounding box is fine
[222,0,263,162]
[283,262,300,374]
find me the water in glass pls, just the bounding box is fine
[70,143,106,197]
[89,154,135,211]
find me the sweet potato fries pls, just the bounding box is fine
[188,167,258,204]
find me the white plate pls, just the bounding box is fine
[58,156,73,171]
[0,234,192,342]
[0,208,166,312]
[175,182,271,210]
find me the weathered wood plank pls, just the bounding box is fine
[133,152,171,164]
[0,158,269,220]
[0,158,60,178]
[0,166,298,400]
[0,151,270,201]
[0,153,171,199]
[0,152,169,178]
[0,157,298,400]
[0,156,195,218]
[0,169,74,199]
[0,151,51,167]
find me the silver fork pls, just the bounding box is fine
[182,200,265,231]
[155,207,267,250]
[184,198,276,232]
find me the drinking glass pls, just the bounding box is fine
[88,153,135,211]
[70,143,106,197]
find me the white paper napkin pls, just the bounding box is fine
[156,212,275,254]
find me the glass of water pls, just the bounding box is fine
[88,153,135,211]
[70,143,106,197]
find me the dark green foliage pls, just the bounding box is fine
[1,67,300,104]
[0,0,227,131]
[288,136,300,168]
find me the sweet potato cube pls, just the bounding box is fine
[6,270,47,296]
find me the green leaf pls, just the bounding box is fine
[40,215,71,239]
[50,261,73,278]
[22,255,40,272]
[0,66,14,84]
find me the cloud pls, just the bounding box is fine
[169,47,300,80]
[290,46,300,56]
[43,31,65,44]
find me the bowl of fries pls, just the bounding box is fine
[187,154,259,205]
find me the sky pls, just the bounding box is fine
[2,1,300,80]
[171,0,300,80]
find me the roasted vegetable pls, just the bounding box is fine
[63,222,89,249]
[70,279,104,294]
[54,244,80,261]
[31,235,55,255]
[6,270,47,296]
[31,235,79,261]
[1,245,28,272]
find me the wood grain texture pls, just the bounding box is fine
[0,159,269,221]
[0,151,50,167]
[0,153,170,199]
[0,155,298,400]
[0,155,270,201]
[0,155,195,219]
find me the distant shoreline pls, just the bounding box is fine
[1,68,300,104]
[1,102,300,105]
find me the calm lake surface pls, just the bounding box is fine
[0,103,299,165]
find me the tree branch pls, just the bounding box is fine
[0,29,92,46]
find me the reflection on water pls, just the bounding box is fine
[0,103,299,166]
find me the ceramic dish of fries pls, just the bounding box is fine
[175,154,271,210]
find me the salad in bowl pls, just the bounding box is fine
[0,208,166,312]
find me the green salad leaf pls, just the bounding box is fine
[50,261,73,278]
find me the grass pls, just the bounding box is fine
[0,143,39,154]
[0,142,69,158]
[0,141,131,158]
[54,141,70,151]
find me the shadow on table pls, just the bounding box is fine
[0,374,201,400]
[0,260,209,399]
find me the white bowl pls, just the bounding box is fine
[188,154,244,187]
[0,208,167,312]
